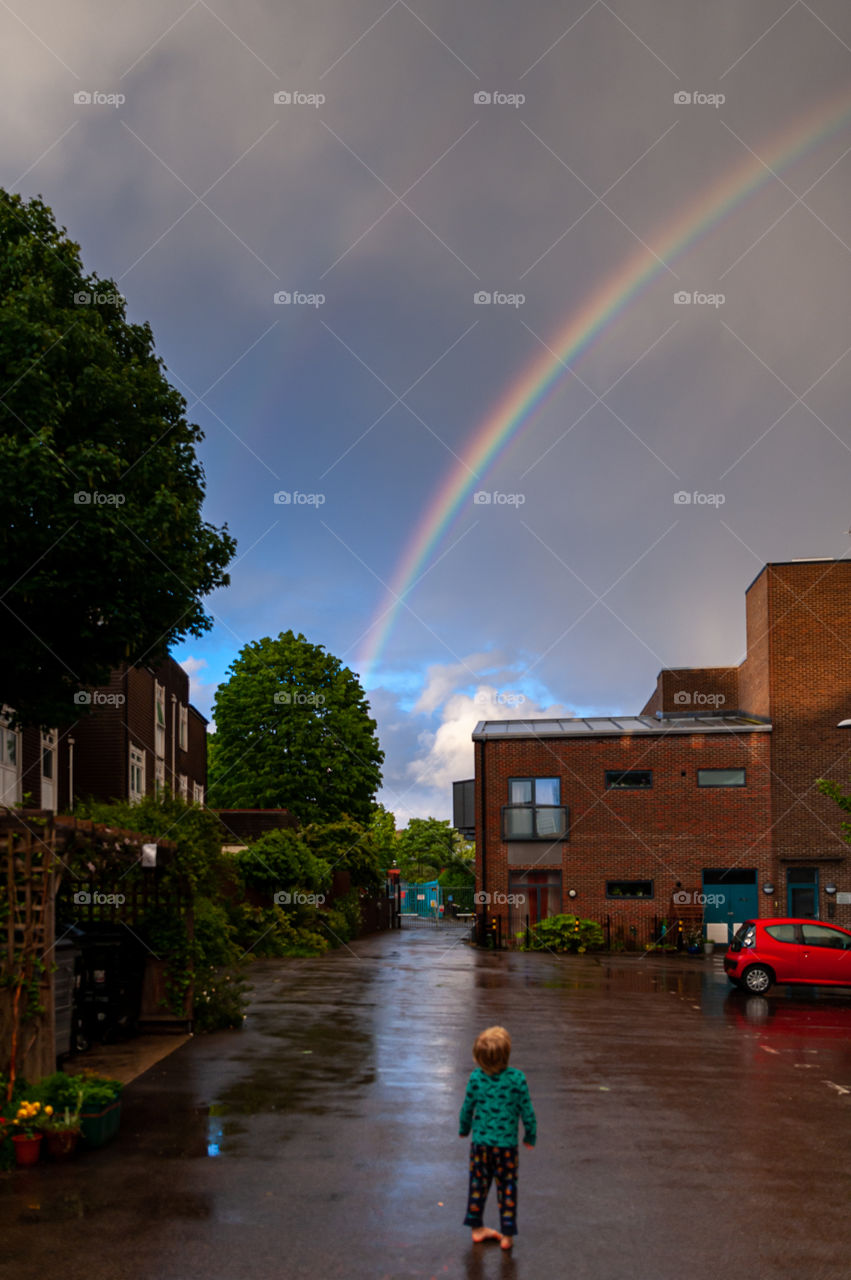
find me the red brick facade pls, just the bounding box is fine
[474,561,851,943]
[6,657,206,811]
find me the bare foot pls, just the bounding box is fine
[500,1236,513,1250]
[472,1227,502,1244]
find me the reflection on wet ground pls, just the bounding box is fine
[2,931,851,1280]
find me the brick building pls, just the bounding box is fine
[473,560,851,945]
[0,657,207,812]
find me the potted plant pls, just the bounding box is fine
[685,927,703,955]
[38,1089,83,1160]
[11,1100,44,1166]
[77,1075,123,1148]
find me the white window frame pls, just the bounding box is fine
[154,682,166,759]
[178,772,188,801]
[192,781,204,806]
[155,756,165,796]
[40,729,57,812]
[0,711,22,808]
[178,704,188,752]
[129,744,146,804]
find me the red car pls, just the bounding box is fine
[724,917,851,994]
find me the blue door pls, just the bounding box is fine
[702,869,758,942]
[786,867,818,918]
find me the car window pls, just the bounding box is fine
[765,924,797,943]
[801,923,851,949]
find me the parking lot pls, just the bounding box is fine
[2,930,850,1280]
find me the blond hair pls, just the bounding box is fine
[473,1026,511,1074]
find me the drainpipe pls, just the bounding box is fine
[171,692,177,789]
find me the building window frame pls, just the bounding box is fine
[192,781,204,806]
[0,712,22,807]
[129,744,145,804]
[605,770,653,790]
[154,756,165,797]
[178,772,188,801]
[154,681,166,759]
[503,777,568,841]
[697,768,746,788]
[178,704,188,752]
[606,879,654,899]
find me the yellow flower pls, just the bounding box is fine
[44,1106,53,1116]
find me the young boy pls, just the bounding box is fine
[459,1026,536,1250]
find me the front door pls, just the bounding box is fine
[703,869,758,943]
[787,867,818,918]
[508,870,562,926]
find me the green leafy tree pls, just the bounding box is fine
[0,190,235,728]
[368,804,399,872]
[303,818,385,890]
[208,631,383,824]
[235,827,331,895]
[397,817,466,882]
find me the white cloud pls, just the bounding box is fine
[375,660,575,822]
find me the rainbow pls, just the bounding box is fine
[357,85,851,682]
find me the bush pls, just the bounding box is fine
[193,969,249,1032]
[235,827,330,896]
[227,902,329,958]
[523,914,605,954]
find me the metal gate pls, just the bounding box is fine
[397,881,475,930]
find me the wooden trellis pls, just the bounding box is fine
[1,812,179,1092]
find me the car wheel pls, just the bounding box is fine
[743,965,773,994]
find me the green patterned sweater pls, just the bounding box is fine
[459,1067,537,1148]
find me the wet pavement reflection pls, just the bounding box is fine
[1,931,850,1279]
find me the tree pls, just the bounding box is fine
[303,819,385,891]
[397,817,470,882]
[208,631,384,824]
[0,190,235,728]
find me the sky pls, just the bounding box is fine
[4,0,851,822]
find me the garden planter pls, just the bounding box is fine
[45,1130,80,1160]
[12,1134,42,1167]
[80,1099,121,1148]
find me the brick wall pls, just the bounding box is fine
[640,667,739,716]
[760,563,851,925]
[476,730,773,936]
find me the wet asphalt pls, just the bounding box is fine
[3,927,851,1280]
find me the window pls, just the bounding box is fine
[178,704,188,752]
[698,768,745,787]
[154,682,166,758]
[0,715,21,807]
[503,777,568,841]
[801,923,851,950]
[41,730,55,780]
[154,757,165,796]
[192,781,204,806]
[129,745,145,803]
[178,773,188,801]
[606,880,654,898]
[605,770,652,789]
[765,924,797,943]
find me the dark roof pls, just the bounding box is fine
[472,714,771,741]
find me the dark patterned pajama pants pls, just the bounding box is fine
[463,1143,519,1236]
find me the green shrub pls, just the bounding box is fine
[193,969,248,1032]
[523,914,605,954]
[227,902,329,958]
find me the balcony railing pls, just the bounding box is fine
[501,804,569,840]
